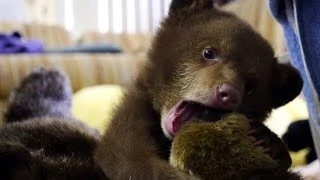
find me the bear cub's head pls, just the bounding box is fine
[138,0,303,139]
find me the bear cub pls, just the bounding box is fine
[95,0,303,179]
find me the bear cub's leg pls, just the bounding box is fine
[5,68,73,123]
[0,68,74,179]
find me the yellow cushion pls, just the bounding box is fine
[290,150,308,167]
[72,84,124,133]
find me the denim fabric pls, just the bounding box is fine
[268,0,320,159]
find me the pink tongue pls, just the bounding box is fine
[166,101,195,138]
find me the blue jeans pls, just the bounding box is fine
[268,0,320,160]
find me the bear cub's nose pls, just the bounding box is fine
[213,83,241,110]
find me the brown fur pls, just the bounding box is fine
[95,0,303,179]
[0,69,106,180]
[170,114,302,180]
[0,118,105,180]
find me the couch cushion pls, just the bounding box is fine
[0,22,72,48]
[72,84,125,133]
[79,32,153,54]
[0,99,7,126]
[0,53,147,99]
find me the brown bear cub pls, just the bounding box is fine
[0,69,106,180]
[95,0,303,179]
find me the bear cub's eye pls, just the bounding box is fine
[201,47,217,61]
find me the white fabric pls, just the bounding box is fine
[0,0,31,22]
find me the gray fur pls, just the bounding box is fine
[0,68,106,180]
[5,68,73,123]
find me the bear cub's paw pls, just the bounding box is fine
[5,68,73,122]
[248,120,292,170]
[12,68,72,102]
[170,114,294,179]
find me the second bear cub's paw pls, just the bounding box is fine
[248,120,292,170]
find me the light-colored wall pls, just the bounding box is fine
[73,0,99,34]
[0,0,31,22]
[53,0,66,27]
[25,0,55,24]
[53,0,171,34]
[0,0,171,34]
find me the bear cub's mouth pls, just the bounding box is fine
[165,100,231,138]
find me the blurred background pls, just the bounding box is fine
[0,0,234,35]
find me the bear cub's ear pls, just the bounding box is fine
[169,0,214,15]
[272,62,303,108]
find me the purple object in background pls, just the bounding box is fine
[0,31,44,54]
